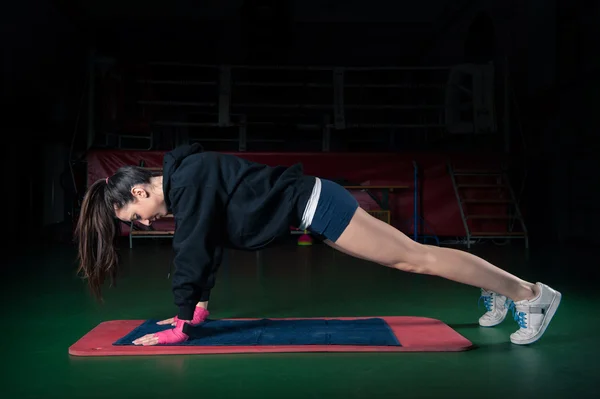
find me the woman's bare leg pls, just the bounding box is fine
[329,207,538,302]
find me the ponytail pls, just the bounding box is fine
[75,179,121,300]
[74,165,154,300]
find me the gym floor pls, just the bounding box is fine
[5,238,596,398]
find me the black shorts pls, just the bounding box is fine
[307,179,359,242]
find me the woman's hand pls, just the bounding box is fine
[133,319,189,346]
[155,307,210,327]
[156,317,176,326]
[136,307,211,346]
[136,307,210,346]
[132,333,162,346]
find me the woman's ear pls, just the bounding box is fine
[131,185,149,198]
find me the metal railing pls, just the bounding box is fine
[91,59,497,151]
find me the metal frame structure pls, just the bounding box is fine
[448,162,528,249]
[87,58,498,152]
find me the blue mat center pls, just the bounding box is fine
[113,318,401,346]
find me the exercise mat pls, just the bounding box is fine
[69,316,473,356]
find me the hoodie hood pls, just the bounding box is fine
[162,143,204,210]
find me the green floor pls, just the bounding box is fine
[5,239,596,398]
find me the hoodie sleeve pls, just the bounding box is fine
[196,245,223,302]
[169,184,219,320]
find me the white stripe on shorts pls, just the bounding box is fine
[298,177,321,230]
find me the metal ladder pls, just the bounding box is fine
[448,161,528,249]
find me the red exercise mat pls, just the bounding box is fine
[69,316,473,356]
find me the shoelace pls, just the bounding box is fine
[478,292,495,312]
[477,293,528,328]
[505,300,528,328]
[514,311,528,328]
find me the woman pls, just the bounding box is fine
[75,143,561,346]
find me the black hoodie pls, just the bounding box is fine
[162,143,315,320]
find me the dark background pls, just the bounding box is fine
[3,0,599,249]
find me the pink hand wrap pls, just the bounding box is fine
[156,319,189,344]
[154,308,209,345]
[174,307,210,325]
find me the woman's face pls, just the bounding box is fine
[115,184,168,226]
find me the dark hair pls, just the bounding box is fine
[75,165,155,300]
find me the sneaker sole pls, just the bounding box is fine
[510,290,562,345]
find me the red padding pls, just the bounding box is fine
[69,316,473,356]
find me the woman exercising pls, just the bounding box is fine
[75,143,561,346]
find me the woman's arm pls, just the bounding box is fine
[169,184,220,320]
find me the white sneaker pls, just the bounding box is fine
[509,282,562,345]
[478,289,513,327]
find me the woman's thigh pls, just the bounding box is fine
[328,207,428,268]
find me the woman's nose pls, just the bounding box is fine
[139,219,151,226]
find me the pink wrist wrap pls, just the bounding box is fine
[156,319,189,344]
[174,307,210,325]
[154,308,209,345]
